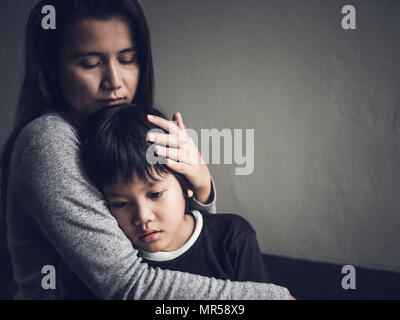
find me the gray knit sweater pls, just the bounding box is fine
[6,113,291,300]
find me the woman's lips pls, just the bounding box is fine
[140,231,161,242]
[100,98,125,106]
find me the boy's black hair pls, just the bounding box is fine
[79,104,193,212]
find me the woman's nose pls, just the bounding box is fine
[101,61,123,91]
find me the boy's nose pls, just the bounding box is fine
[133,204,155,226]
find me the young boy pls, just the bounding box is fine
[80,104,270,283]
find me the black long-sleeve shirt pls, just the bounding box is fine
[140,211,270,283]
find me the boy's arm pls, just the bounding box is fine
[230,231,271,283]
[226,216,271,283]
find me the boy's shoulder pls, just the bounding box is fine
[201,212,256,237]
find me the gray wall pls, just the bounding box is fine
[0,0,399,274]
[0,0,34,298]
[139,0,400,273]
[0,0,29,143]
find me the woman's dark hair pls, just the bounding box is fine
[1,0,154,214]
[80,104,193,212]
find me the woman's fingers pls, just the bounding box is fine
[154,145,188,164]
[172,112,186,130]
[147,113,188,146]
[164,158,189,174]
[146,132,179,148]
[147,114,179,135]
[154,145,202,164]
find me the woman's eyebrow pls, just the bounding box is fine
[72,51,103,59]
[118,47,137,54]
[72,47,137,59]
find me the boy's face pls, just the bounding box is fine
[103,171,194,252]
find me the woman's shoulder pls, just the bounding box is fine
[13,113,80,165]
[18,113,78,148]
[23,112,77,138]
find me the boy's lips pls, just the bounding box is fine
[138,230,162,242]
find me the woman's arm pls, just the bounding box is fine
[147,112,214,205]
[190,178,217,213]
[12,114,290,299]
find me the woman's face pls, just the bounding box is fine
[58,16,139,117]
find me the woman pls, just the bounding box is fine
[1,0,291,299]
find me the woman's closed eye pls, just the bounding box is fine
[119,57,137,65]
[80,63,101,69]
[77,52,136,69]
[119,52,137,65]
[78,57,102,69]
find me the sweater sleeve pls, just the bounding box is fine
[191,178,217,214]
[14,115,290,300]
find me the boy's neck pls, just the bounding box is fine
[170,213,195,252]
[138,211,203,262]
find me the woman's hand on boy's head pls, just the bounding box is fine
[146,112,212,204]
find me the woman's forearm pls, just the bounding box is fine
[10,114,289,299]
[191,178,217,213]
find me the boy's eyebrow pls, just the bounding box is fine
[142,180,164,191]
[104,180,163,197]
[104,191,126,198]
[72,47,137,58]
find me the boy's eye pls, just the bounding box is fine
[109,202,130,209]
[149,191,163,199]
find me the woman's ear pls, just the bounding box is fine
[187,189,194,198]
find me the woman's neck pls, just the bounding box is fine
[58,108,89,129]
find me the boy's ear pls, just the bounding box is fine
[187,189,194,198]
